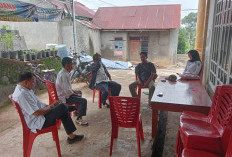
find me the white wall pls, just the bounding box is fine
[101,31,128,60]
[169,29,179,64]
[60,19,101,54]
[0,21,60,50]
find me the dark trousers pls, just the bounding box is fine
[95,81,121,105]
[66,95,87,119]
[42,103,76,135]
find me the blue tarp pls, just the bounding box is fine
[57,49,132,70]
[101,58,131,70]
[0,0,64,22]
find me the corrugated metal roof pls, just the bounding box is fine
[51,1,95,18]
[92,5,181,30]
[77,19,101,30]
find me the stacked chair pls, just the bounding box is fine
[175,85,232,157]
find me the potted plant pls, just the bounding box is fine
[45,49,50,57]
[35,50,42,59]
[0,51,9,58]
[40,50,45,58]
[30,50,37,60]
[17,50,24,61]
[24,50,31,61]
[0,24,9,35]
[9,50,17,59]
[0,30,15,57]
[50,47,56,57]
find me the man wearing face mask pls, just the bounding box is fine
[89,53,121,108]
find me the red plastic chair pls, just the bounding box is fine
[93,88,102,108]
[175,85,232,157]
[179,85,222,123]
[93,87,111,108]
[45,80,78,128]
[9,95,61,157]
[109,96,144,157]
[135,74,150,100]
[182,127,232,157]
[175,85,222,156]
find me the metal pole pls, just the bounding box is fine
[71,0,78,54]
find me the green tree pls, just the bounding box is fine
[177,28,187,54]
[177,12,198,54]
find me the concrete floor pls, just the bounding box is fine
[0,66,184,157]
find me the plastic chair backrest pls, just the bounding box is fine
[45,80,59,105]
[109,96,140,128]
[212,85,232,132]
[208,85,222,122]
[9,95,30,133]
[211,85,232,152]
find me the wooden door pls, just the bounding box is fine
[129,39,141,61]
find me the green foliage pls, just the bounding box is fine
[25,50,29,54]
[0,57,61,85]
[51,47,56,51]
[182,12,198,28]
[177,12,198,54]
[2,24,10,30]
[177,29,187,54]
[0,32,14,50]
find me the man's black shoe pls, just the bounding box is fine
[67,134,84,144]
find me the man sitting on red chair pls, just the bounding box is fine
[129,51,157,104]
[56,57,88,126]
[89,53,121,108]
[12,71,84,144]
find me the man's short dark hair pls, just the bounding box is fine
[93,53,101,61]
[62,57,72,67]
[18,71,34,83]
[93,54,97,61]
[140,51,148,57]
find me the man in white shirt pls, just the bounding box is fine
[56,57,88,126]
[12,71,84,144]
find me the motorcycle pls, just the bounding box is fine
[70,51,93,85]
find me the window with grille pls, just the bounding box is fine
[209,0,232,90]
[114,37,123,51]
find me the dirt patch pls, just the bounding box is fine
[0,55,188,157]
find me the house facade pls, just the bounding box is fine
[0,2,181,67]
[92,5,181,66]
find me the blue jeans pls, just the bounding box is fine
[43,103,76,135]
[95,81,121,105]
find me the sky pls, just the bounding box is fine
[77,0,198,19]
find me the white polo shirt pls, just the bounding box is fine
[12,84,46,133]
[56,68,74,103]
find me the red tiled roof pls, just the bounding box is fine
[92,5,181,30]
[51,1,95,18]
